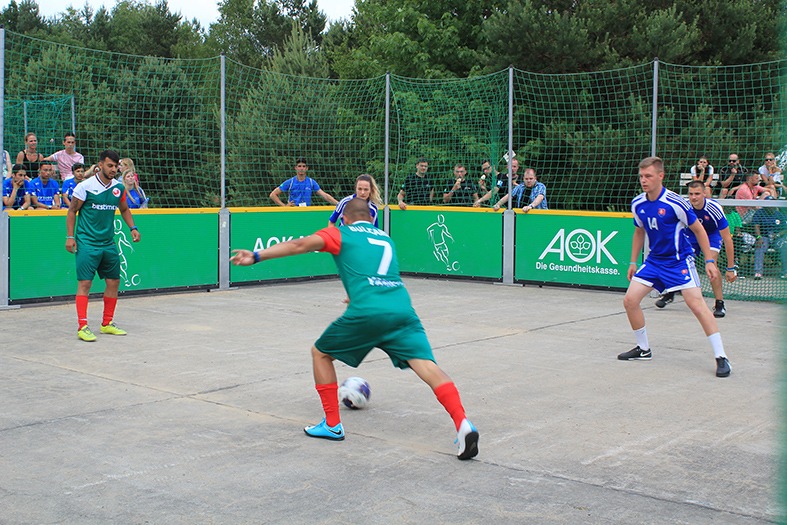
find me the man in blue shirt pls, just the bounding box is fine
[618,157,731,378]
[2,164,32,210]
[269,158,338,207]
[655,181,737,317]
[30,162,61,210]
[61,162,85,209]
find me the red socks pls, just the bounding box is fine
[76,295,89,329]
[102,296,117,326]
[316,383,341,427]
[434,382,466,430]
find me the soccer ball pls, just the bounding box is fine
[339,377,371,409]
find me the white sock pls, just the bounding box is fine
[633,326,649,350]
[708,332,726,358]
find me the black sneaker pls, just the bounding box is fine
[715,357,731,377]
[618,346,652,360]
[655,292,675,308]
[713,300,726,318]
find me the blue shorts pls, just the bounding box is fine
[632,255,701,293]
[690,235,722,255]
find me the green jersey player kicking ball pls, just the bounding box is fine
[66,150,140,342]
[231,198,479,460]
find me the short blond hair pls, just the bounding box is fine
[639,156,664,172]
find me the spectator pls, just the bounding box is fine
[44,132,85,181]
[122,170,148,209]
[735,171,766,222]
[751,196,787,279]
[30,162,61,210]
[119,158,140,183]
[690,156,715,197]
[270,158,338,207]
[719,153,749,198]
[397,157,434,209]
[474,158,520,207]
[329,174,381,227]
[442,163,479,206]
[15,132,45,180]
[758,152,783,197]
[656,181,737,317]
[61,162,85,209]
[494,168,547,212]
[2,164,32,210]
[2,149,11,179]
[478,160,495,194]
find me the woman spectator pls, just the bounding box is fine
[122,170,148,209]
[16,133,44,179]
[2,149,11,179]
[119,158,140,183]
[329,174,382,227]
[690,156,715,197]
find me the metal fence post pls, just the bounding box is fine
[383,72,391,235]
[501,66,515,285]
[651,57,659,157]
[217,54,230,291]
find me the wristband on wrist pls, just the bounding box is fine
[130,226,138,231]
[66,235,75,239]
[629,262,637,266]
[252,250,261,263]
[705,259,716,264]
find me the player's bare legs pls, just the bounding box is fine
[681,287,719,335]
[304,346,344,440]
[409,358,478,460]
[311,345,337,384]
[407,358,451,389]
[622,280,651,330]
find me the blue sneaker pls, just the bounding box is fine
[304,419,345,441]
[455,418,479,460]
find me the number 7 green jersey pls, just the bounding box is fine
[315,222,415,315]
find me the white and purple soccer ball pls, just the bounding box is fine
[339,377,371,409]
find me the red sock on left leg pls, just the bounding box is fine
[102,296,117,326]
[316,383,340,427]
[434,381,466,430]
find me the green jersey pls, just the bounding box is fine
[316,222,414,315]
[72,176,126,246]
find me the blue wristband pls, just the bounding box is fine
[705,259,716,264]
[130,226,138,231]
[253,250,261,263]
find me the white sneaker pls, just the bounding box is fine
[455,418,479,460]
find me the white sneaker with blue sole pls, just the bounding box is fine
[456,418,479,460]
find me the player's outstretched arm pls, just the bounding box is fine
[232,234,327,266]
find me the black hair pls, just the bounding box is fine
[98,150,120,163]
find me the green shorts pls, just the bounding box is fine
[314,311,436,369]
[75,243,120,281]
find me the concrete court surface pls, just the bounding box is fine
[0,278,783,525]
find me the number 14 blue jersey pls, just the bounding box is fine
[631,187,697,262]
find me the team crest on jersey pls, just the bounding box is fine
[113,187,121,197]
[658,208,666,216]
[681,269,688,275]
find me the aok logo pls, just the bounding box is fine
[538,228,619,264]
[254,235,306,251]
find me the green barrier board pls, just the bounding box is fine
[515,213,634,289]
[229,209,338,283]
[389,208,502,279]
[9,212,218,300]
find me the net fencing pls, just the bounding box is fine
[704,199,787,302]
[3,30,787,301]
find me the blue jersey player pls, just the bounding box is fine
[655,181,737,317]
[618,157,731,378]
